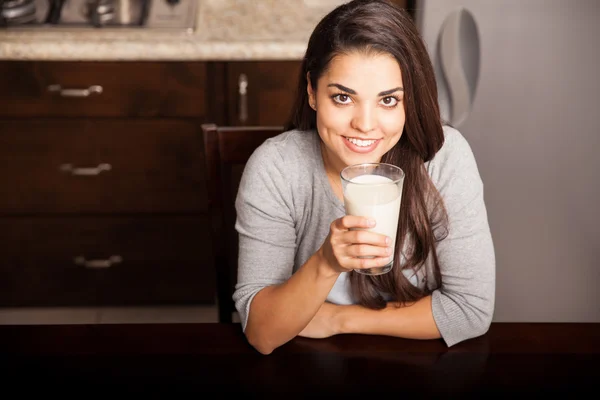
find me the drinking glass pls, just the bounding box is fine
[340,163,405,275]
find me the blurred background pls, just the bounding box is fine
[0,0,598,325]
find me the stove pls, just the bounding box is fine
[0,0,197,30]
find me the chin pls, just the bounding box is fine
[343,155,381,167]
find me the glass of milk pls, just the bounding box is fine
[340,163,405,275]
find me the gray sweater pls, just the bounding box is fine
[233,126,495,347]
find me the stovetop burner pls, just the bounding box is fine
[0,0,197,30]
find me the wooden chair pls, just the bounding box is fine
[202,124,285,323]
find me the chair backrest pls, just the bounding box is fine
[202,123,284,323]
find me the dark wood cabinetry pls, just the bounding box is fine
[225,61,302,126]
[0,216,215,307]
[0,59,301,308]
[0,62,212,118]
[0,118,209,214]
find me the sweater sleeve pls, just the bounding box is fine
[232,139,297,332]
[429,127,496,347]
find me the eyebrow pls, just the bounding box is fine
[328,83,404,96]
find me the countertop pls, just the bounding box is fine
[0,0,347,61]
[0,31,310,61]
[2,322,599,395]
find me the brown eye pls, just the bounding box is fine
[380,96,399,107]
[333,94,352,104]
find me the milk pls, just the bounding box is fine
[343,174,402,266]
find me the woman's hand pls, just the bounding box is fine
[318,215,392,275]
[298,302,343,339]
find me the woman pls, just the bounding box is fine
[233,0,495,355]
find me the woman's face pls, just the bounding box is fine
[308,51,406,174]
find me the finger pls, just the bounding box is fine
[347,256,393,270]
[332,215,375,231]
[347,243,392,259]
[347,229,391,247]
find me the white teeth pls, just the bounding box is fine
[346,137,376,147]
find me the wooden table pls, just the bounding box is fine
[1,322,598,396]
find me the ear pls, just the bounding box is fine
[306,71,315,101]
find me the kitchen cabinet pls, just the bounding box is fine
[0,118,209,214]
[225,61,302,126]
[0,216,213,307]
[0,62,211,117]
[0,59,302,308]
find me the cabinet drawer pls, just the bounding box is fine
[0,119,208,214]
[0,216,216,307]
[0,61,208,117]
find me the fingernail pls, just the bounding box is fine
[386,237,391,245]
[386,247,392,255]
[367,218,376,227]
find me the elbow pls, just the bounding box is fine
[476,312,492,338]
[444,310,493,348]
[435,291,495,347]
[245,328,276,355]
[469,282,495,339]
[247,335,275,355]
[251,343,275,356]
[469,301,494,340]
[477,290,495,337]
[479,303,494,336]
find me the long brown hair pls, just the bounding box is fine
[285,0,449,309]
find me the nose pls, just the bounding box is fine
[351,104,376,134]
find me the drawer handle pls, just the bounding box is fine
[74,255,123,269]
[238,74,248,122]
[60,163,112,176]
[47,84,103,97]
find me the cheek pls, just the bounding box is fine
[380,109,406,135]
[317,103,351,131]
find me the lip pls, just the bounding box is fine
[342,136,381,154]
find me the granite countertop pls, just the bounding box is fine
[0,0,346,61]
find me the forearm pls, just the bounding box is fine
[244,251,340,354]
[337,295,442,340]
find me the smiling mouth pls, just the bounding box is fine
[344,137,379,147]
